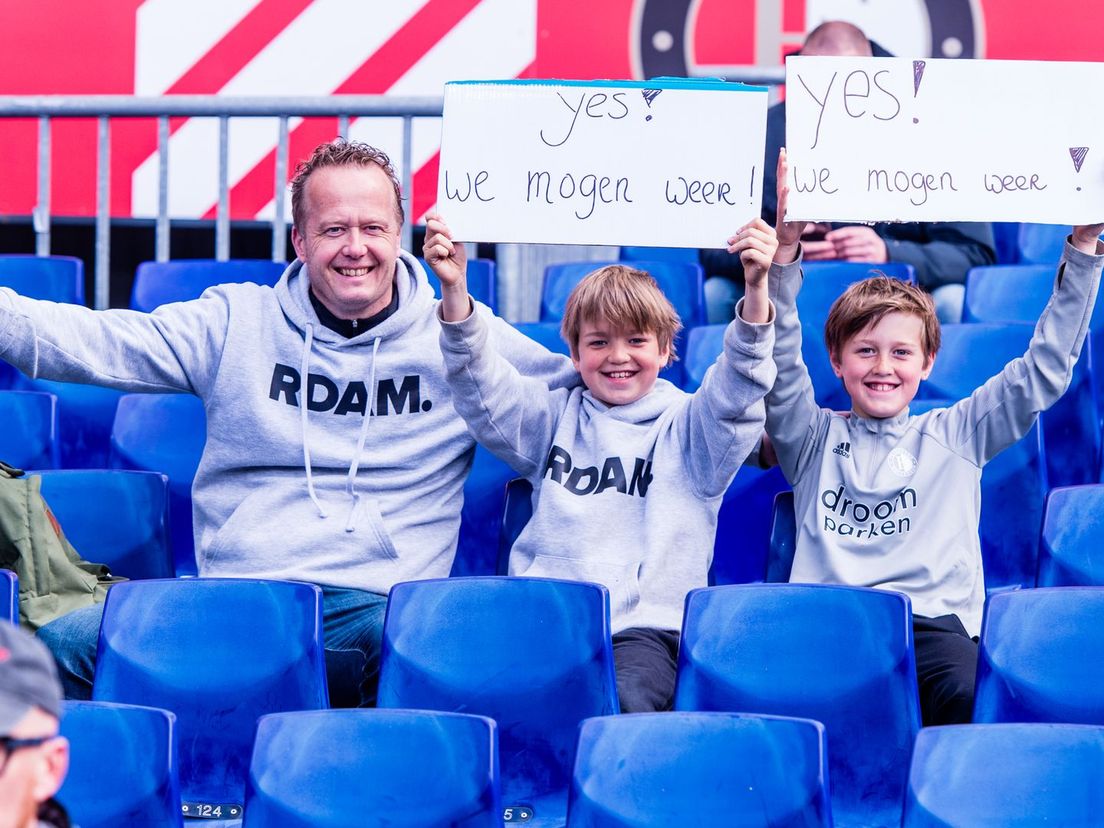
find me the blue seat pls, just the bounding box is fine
[12,379,124,469]
[243,709,501,827]
[512,320,686,388]
[377,576,619,828]
[675,583,921,828]
[974,587,1104,724]
[541,260,707,327]
[798,261,916,332]
[903,723,1104,827]
[991,221,1022,265]
[712,465,789,585]
[0,255,84,391]
[420,257,497,313]
[0,569,16,623]
[92,578,328,813]
[0,390,59,469]
[109,393,205,576]
[37,470,173,580]
[922,320,1094,488]
[1017,223,1071,265]
[619,246,699,263]
[1038,484,1104,586]
[961,264,1065,325]
[0,254,84,302]
[767,490,797,582]
[567,712,832,827]
[498,478,533,576]
[451,445,516,577]
[58,701,183,828]
[910,398,1047,592]
[130,259,285,312]
[683,322,847,407]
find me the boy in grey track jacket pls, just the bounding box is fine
[768,149,1104,724]
[424,214,779,712]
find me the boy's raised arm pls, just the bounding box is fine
[763,148,831,484]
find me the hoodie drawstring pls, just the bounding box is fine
[299,323,329,518]
[345,336,380,532]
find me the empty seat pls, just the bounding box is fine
[451,445,516,577]
[683,322,846,407]
[243,709,501,827]
[541,260,706,327]
[1038,484,1104,586]
[962,264,1066,325]
[92,578,329,813]
[130,259,285,312]
[420,257,497,313]
[675,583,921,828]
[974,587,1104,724]
[798,261,916,332]
[36,470,173,580]
[12,379,124,469]
[903,723,1104,827]
[109,393,205,576]
[58,701,183,828]
[0,569,16,623]
[712,465,789,585]
[0,390,59,469]
[1017,223,1073,265]
[377,576,618,827]
[619,246,699,263]
[567,712,832,827]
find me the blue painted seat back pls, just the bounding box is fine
[675,583,921,828]
[452,445,516,577]
[0,254,84,302]
[0,390,59,469]
[903,723,1104,827]
[798,261,916,332]
[109,393,205,576]
[0,255,84,391]
[909,398,1047,591]
[420,257,497,313]
[92,578,328,807]
[1017,223,1072,265]
[59,701,183,828]
[541,260,706,327]
[37,470,173,580]
[378,576,618,826]
[0,569,16,623]
[567,712,832,827]
[767,490,797,583]
[683,322,847,407]
[512,320,686,388]
[243,710,502,828]
[974,587,1104,724]
[619,246,699,263]
[498,477,533,576]
[1038,484,1104,586]
[12,379,124,469]
[130,259,285,312]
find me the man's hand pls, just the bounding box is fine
[1072,223,1104,255]
[807,225,889,263]
[422,214,471,322]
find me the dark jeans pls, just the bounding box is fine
[914,613,978,726]
[612,627,680,713]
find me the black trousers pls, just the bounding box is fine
[612,627,681,713]
[914,614,978,726]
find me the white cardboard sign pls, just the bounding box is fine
[436,79,769,248]
[785,56,1104,224]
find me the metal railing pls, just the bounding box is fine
[0,95,442,309]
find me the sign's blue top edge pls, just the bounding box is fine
[445,78,769,93]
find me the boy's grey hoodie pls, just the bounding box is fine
[439,303,776,633]
[0,252,575,592]
[767,240,1104,636]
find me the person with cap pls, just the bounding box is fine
[0,623,70,828]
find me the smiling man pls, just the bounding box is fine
[0,624,70,828]
[0,139,576,707]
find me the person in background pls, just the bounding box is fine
[703,20,996,325]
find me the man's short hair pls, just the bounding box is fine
[560,265,683,364]
[290,139,405,231]
[801,20,873,57]
[824,275,941,360]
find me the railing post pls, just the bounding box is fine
[216,115,230,261]
[272,116,289,263]
[34,116,51,256]
[156,115,170,262]
[94,116,111,311]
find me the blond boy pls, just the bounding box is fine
[424,216,777,712]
